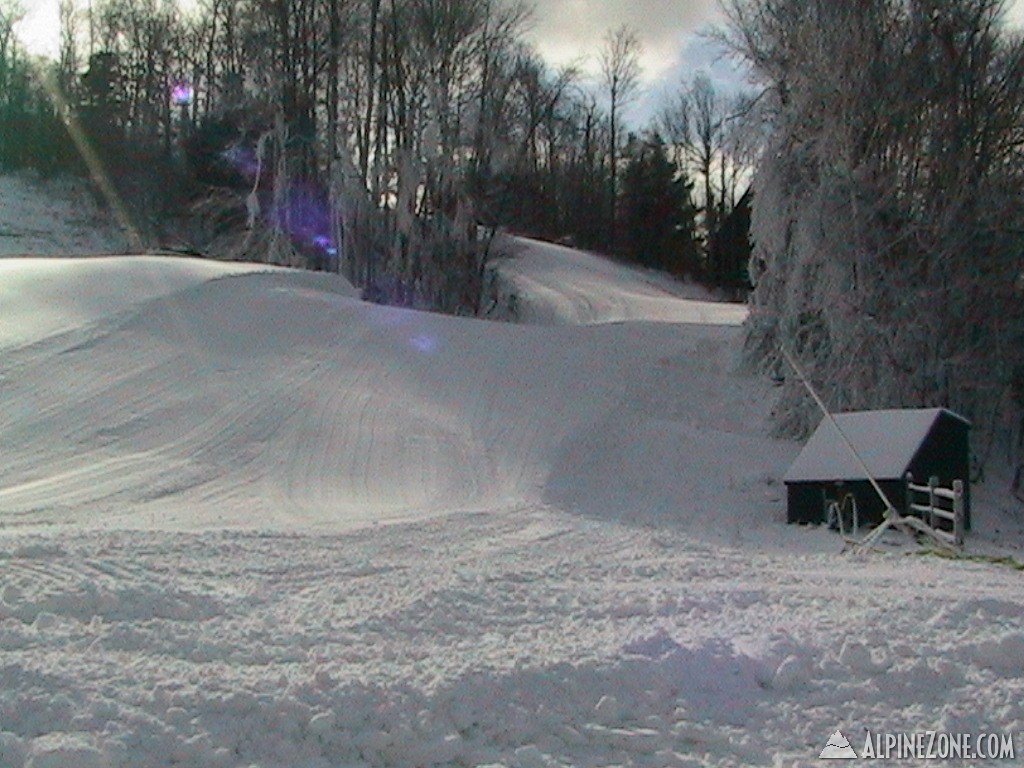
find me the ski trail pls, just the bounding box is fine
[493,237,748,327]
[0,254,779,535]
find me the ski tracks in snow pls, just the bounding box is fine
[492,238,748,327]
[2,246,1021,766]
[0,266,775,532]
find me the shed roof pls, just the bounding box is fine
[783,408,969,484]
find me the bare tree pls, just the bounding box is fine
[58,0,82,95]
[659,73,752,237]
[687,74,723,233]
[599,24,641,250]
[41,0,649,313]
[0,0,25,164]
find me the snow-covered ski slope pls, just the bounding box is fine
[0,246,781,537]
[1,177,1023,768]
[492,238,747,327]
[0,173,131,258]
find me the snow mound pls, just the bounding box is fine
[0,256,299,350]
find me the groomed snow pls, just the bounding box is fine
[490,238,748,326]
[1,176,1022,767]
[0,262,780,536]
[0,257,290,350]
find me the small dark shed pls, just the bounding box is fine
[784,408,971,529]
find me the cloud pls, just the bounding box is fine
[634,34,752,128]
[521,0,749,128]
[1006,2,1024,28]
[524,0,1024,129]
[13,2,62,59]
[525,0,722,81]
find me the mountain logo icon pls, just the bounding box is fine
[819,730,858,759]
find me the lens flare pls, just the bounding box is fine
[409,334,439,354]
[171,83,194,106]
[39,71,144,253]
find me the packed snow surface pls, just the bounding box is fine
[0,257,287,350]
[1,178,1023,767]
[491,238,747,326]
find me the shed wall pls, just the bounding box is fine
[784,409,971,530]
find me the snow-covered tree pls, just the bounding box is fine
[723,0,1024,476]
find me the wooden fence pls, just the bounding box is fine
[905,473,965,548]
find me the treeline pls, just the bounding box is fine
[0,0,753,312]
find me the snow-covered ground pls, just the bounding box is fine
[1,175,1023,767]
[0,173,131,258]
[489,238,746,327]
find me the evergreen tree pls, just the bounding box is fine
[620,132,700,276]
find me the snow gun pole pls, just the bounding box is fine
[779,347,902,550]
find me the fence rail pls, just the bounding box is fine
[905,473,965,548]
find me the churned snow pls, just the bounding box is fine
[1,175,1023,767]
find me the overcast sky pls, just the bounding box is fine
[525,0,1024,124]
[13,0,1024,127]
[524,0,731,124]
[527,0,721,78]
